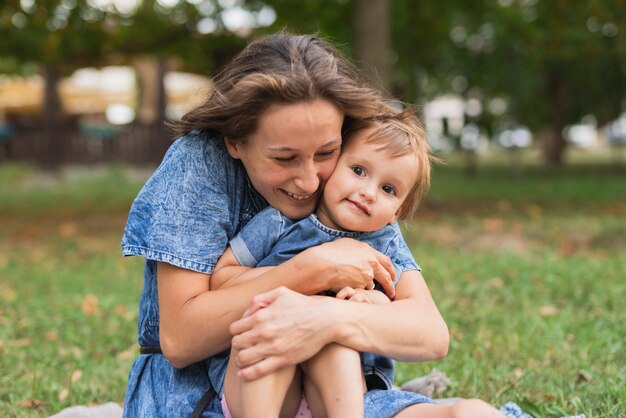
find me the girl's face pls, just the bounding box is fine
[225,99,343,220]
[317,128,419,232]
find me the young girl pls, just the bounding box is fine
[211,110,505,418]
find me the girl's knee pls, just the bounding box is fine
[452,399,504,418]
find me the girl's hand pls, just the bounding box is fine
[305,238,396,299]
[230,287,336,381]
[335,287,392,304]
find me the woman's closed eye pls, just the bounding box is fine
[316,149,339,160]
[274,156,296,163]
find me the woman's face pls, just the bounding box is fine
[225,99,344,220]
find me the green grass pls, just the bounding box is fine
[0,159,624,417]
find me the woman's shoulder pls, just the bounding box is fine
[152,131,241,189]
[167,131,229,166]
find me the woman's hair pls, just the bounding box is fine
[173,32,394,140]
[343,107,434,220]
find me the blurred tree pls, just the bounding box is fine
[0,0,251,165]
[266,0,626,166]
[0,0,111,168]
[421,0,626,166]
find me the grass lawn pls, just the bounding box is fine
[0,156,624,417]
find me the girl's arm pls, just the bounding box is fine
[158,238,397,368]
[229,269,449,381]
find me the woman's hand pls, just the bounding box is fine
[304,238,396,299]
[230,287,336,381]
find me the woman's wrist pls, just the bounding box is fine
[292,246,338,294]
[314,295,356,346]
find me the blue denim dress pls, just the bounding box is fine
[121,132,432,417]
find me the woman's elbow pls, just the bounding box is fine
[431,325,450,359]
[421,321,450,360]
[160,335,191,369]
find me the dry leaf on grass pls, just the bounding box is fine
[539,305,559,317]
[20,399,46,409]
[59,388,69,401]
[71,369,83,384]
[81,294,99,316]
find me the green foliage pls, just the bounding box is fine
[0,0,111,73]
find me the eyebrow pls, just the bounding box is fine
[267,138,342,152]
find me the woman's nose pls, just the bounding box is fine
[294,162,320,194]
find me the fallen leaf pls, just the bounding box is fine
[20,399,46,409]
[11,338,32,347]
[59,388,69,401]
[525,204,542,219]
[482,218,503,233]
[81,294,99,316]
[46,330,59,341]
[58,222,77,237]
[71,346,84,360]
[115,304,129,317]
[0,284,17,302]
[489,277,504,288]
[71,370,83,384]
[117,344,136,361]
[576,371,592,384]
[539,306,559,317]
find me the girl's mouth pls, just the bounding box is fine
[347,199,369,215]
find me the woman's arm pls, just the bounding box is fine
[229,269,448,380]
[210,246,274,290]
[158,238,397,368]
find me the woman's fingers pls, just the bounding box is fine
[237,356,286,381]
[242,286,289,317]
[371,257,395,299]
[230,288,334,378]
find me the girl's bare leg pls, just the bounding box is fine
[301,343,365,418]
[223,347,301,418]
[394,399,506,418]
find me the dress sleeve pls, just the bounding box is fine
[229,207,284,267]
[121,134,236,274]
[384,223,420,285]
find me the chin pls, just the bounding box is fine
[282,206,316,220]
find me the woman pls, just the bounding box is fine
[122,33,494,418]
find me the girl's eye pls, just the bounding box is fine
[382,185,396,195]
[352,166,366,176]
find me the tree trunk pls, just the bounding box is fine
[541,125,566,166]
[41,64,65,169]
[134,56,170,162]
[354,0,391,90]
[542,70,568,166]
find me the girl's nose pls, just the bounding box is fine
[360,186,376,202]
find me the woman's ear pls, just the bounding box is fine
[224,137,240,159]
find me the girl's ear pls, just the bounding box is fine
[224,137,240,159]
